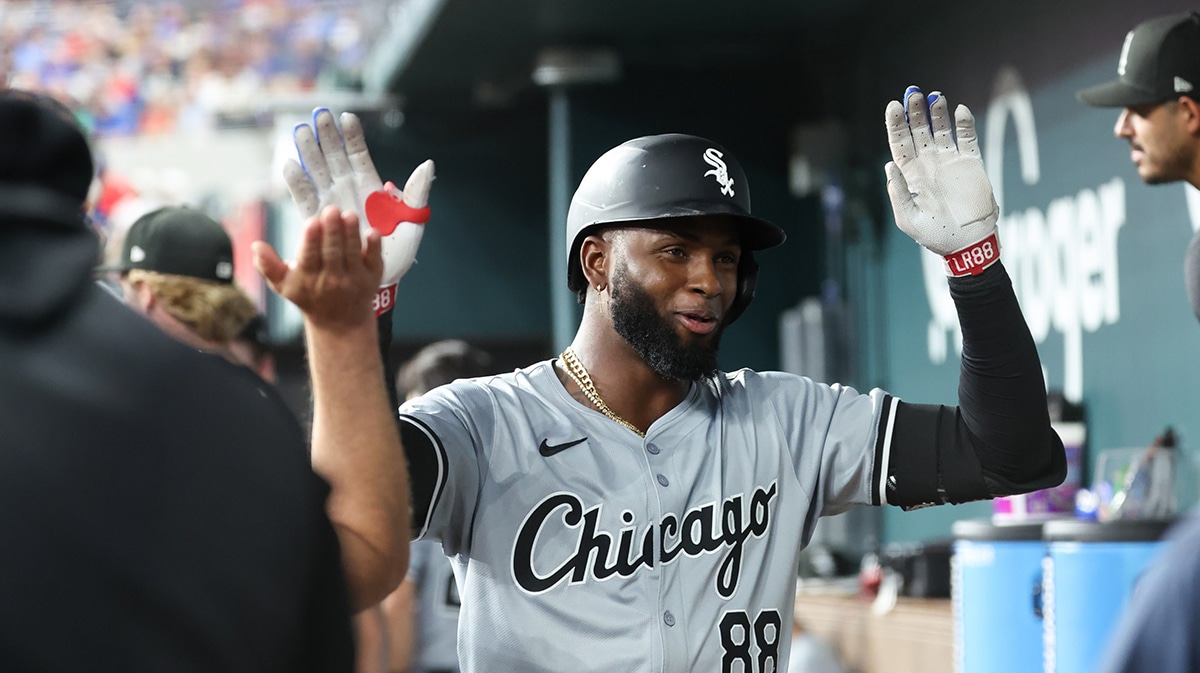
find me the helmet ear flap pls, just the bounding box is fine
[726,251,758,325]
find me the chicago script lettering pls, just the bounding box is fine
[511,483,777,598]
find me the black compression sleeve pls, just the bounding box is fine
[885,262,1066,507]
[951,262,1066,495]
[377,309,399,413]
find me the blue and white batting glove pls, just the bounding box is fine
[884,86,999,277]
[284,108,434,315]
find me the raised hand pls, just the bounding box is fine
[884,86,1000,277]
[283,108,434,314]
[253,206,382,332]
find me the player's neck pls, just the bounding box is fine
[561,327,691,435]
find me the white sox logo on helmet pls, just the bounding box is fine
[511,482,777,599]
[702,147,735,197]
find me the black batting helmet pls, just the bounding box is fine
[565,133,785,324]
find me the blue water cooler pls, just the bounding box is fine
[952,519,1047,673]
[1042,519,1172,673]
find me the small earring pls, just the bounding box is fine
[596,283,606,292]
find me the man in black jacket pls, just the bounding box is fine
[0,89,355,672]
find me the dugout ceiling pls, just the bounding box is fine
[368,0,877,115]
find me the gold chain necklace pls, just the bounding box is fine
[559,347,646,437]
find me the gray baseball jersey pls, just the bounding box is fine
[408,539,462,673]
[398,359,893,673]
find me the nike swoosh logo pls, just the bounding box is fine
[539,437,587,457]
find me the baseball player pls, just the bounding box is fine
[264,89,1065,672]
[1077,11,1200,673]
[1077,10,1200,320]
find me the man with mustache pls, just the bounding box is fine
[1077,10,1200,673]
[269,89,1064,672]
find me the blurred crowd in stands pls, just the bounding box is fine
[1,0,385,137]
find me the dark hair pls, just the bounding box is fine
[396,340,493,399]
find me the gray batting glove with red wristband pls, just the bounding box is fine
[284,108,434,315]
[884,86,1000,277]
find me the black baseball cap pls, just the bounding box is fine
[101,206,234,284]
[1077,11,1200,108]
[0,90,94,228]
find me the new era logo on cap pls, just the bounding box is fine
[129,245,146,263]
[1078,11,1200,108]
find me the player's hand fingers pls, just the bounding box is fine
[295,122,333,192]
[885,100,917,167]
[296,211,327,273]
[339,209,362,270]
[252,240,288,290]
[955,104,982,159]
[341,112,384,194]
[318,205,348,272]
[284,158,321,219]
[363,227,384,279]
[905,86,935,155]
[314,108,354,185]
[884,161,920,234]
[400,159,435,209]
[928,92,956,152]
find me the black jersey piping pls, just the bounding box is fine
[398,413,448,540]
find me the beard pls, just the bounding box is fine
[1138,132,1194,185]
[609,268,722,382]
[1141,149,1191,184]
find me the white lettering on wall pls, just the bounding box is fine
[1185,184,1200,233]
[921,67,1127,403]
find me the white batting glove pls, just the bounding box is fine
[284,108,434,315]
[884,87,999,277]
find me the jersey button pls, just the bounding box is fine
[664,611,676,627]
[656,474,669,487]
[646,443,661,455]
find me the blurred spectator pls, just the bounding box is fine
[2,0,386,136]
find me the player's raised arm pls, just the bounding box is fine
[256,107,434,609]
[879,86,1066,508]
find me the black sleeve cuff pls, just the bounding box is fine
[949,262,1066,493]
